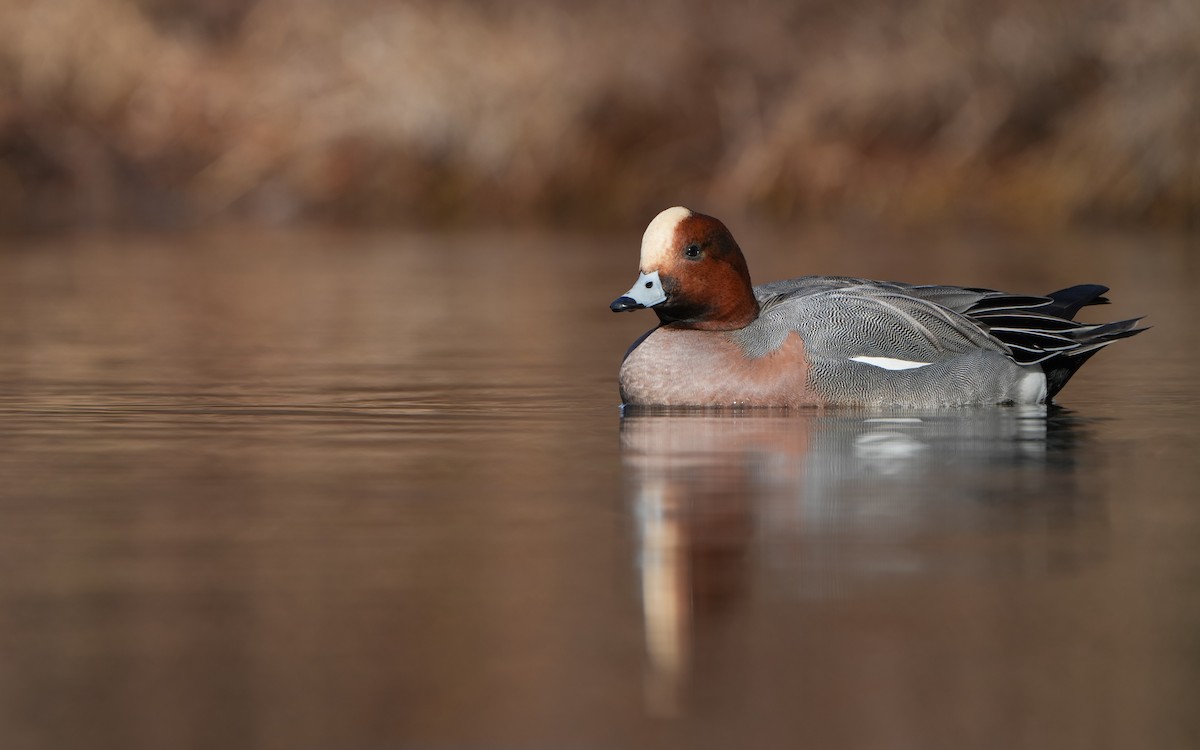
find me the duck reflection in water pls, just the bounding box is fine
[620,406,1095,716]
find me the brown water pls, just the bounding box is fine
[0,226,1196,750]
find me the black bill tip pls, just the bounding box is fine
[610,296,642,313]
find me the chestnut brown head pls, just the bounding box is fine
[610,207,759,331]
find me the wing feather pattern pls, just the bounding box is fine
[752,277,1145,370]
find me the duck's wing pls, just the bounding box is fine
[753,278,1145,369]
[891,282,1145,365]
[749,281,1007,364]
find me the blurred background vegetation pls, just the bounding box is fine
[1,0,1196,231]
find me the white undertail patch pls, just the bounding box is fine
[849,355,932,371]
[1015,369,1048,404]
[640,206,692,270]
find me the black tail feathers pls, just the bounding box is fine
[1039,288,1147,399]
[1044,284,1111,320]
[964,283,1146,400]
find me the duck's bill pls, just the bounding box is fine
[610,270,667,312]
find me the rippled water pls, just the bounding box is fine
[0,226,1197,749]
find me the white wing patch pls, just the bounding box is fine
[849,355,932,371]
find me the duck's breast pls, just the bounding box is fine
[618,327,820,407]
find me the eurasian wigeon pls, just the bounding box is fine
[611,207,1146,407]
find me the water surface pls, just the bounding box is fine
[0,226,1196,749]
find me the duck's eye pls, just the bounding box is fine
[684,244,702,259]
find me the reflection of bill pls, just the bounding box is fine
[622,407,1092,714]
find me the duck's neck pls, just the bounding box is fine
[657,261,760,331]
[663,296,759,331]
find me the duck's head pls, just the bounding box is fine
[610,207,759,331]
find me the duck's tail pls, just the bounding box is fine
[1039,286,1148,400]
[965,284,1147,400]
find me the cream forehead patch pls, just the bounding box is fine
[639,206,692,269]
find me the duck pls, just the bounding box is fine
[610,207,1146,408]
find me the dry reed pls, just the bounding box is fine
[0,0,1196,230]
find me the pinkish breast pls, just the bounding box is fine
[618,327,820,407]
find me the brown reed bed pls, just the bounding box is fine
[0,0,1196,231]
